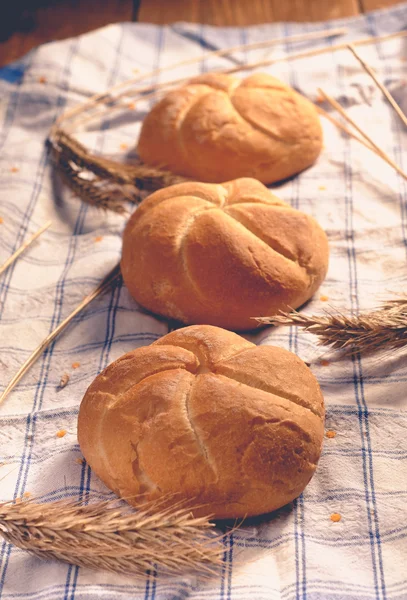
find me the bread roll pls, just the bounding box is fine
[138,72,322,184]
[78,325,325,519]
[121,178,329,331]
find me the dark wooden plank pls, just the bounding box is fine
[137,0,361,26]
[0,0,133,67]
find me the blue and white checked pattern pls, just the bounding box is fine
[1,4,407,599]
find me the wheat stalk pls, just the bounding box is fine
[224,30,407,75]
[315,103,407,175]
[48,29,407,212]
[58,29,407,133]
[58,27,347,129]
[347,44,407,128]
[318,87,407,182]
[0,497,224,577]
[0,221,52,277]
[315,105,377,153]
[49,129,188,213]
[256,300,407,356]
[67,29,407,135]
[0,263,121,406]
[0,221,52,275]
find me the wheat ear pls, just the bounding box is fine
[49,129,189,213]
[0,497,224,577]
[255,301,407,356]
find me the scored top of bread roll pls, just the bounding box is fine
[78,325,325,519]
[137,72,323,184]
[121,178,329,331]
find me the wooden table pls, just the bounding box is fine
[0,0,403,68]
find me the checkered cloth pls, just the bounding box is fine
[1,3,407,599]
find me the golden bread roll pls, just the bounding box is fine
[137,72,322,184]
[78,325,325,519]
[121,178,329,331]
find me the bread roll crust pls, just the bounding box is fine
[78,325,325,519]
[137,73,323,184]
[121,178,329,331]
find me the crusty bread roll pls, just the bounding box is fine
[78,325,325,519]
[121,178,329,331]
[137,72,322,184]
